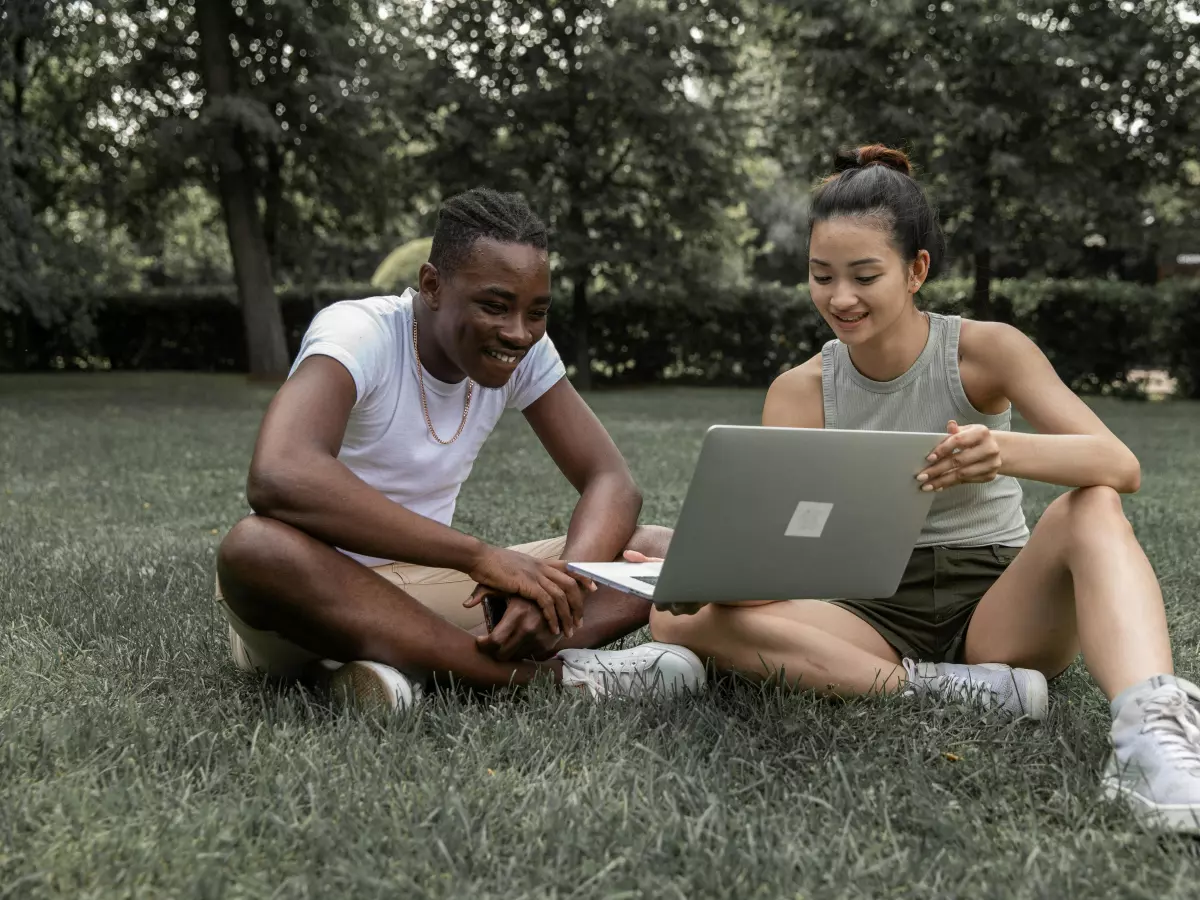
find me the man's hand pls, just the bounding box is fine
[464,546,593,636]
[916,420,1002,492]
[474,596,564,661]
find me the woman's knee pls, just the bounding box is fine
[1070,485,1125,516]
[649,604,688,643]
[649,601,780,651]
[1041,485,1131,540]
[649,602,721,646]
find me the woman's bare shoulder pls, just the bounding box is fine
[763,352,825,428]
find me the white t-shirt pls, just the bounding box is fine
[287,288,566,567]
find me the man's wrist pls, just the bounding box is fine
[460,534,492,577]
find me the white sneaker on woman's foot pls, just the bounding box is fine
[323,660,424,713]
[903,658,1049,720]
[557,642,706,699]
[1103,675,1200,833]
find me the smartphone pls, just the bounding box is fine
[482,594,509,632]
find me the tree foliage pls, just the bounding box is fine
[3,0,1200,374]
[0,0,132,341]
[402,0,754,384]
[769,0,1200,314]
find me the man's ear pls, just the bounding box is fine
[417,261,442,309]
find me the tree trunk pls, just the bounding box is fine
[971,188,994,321]
[12,32,29,185]
[972,242,992,321]
[194,1,289,379]
[8,30,34,372]
[565,183,592,388]
[571,268,592,390]
[559,6,592,390]
[263,143,284,278]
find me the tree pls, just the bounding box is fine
[0,1,135,368]
[101,0,432,375]
[193,1,288,377]
[0,1,43,330]
[405,0,752,388]
[770,0,1200,316]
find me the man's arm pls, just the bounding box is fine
[521,377,643,563]
[246,357,588,631]
[246,355,489,569]
[474,378,646,659]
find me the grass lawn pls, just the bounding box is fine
[5,373,1200,898]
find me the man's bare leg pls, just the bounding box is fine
[217,516,559,690]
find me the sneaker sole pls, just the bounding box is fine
[327,661,411,712]
[1102,775,1200,834]
[979,663,1049,721]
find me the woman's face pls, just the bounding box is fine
[808,216,928,346]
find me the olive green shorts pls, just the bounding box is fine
[831,544,1022,664]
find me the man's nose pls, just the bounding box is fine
[498,314,533,347]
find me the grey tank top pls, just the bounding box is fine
[820,312,1029,549]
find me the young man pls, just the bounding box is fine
[215,188,704,711]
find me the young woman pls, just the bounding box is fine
[647,144,1200,834]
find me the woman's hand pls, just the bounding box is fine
[625,550,708,616]
[917,420,1002,491]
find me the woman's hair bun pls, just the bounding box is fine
[812,142,942,279]
[833,144,913,177]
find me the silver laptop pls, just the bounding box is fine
[568,425,945,606]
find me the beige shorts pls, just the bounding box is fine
[215,535,567,679]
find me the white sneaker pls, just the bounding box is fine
[903,658,1049,720]
[323,660,424,713]
[557,641,706,699]
[1103,675,1200,833]
[228,625,420,712]
[228,624,257,673]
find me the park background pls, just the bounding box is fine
[3,0,1200,393]
[5,1,1200,898]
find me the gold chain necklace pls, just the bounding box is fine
[411,318,473,445]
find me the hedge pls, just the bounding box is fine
[2,277,1198,397]
[0,283,381,373]
[551,277,1187,396]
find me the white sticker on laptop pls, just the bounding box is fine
[785,501,833,538]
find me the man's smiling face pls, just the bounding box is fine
[422,236,553,388]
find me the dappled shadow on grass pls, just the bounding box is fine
[5,379,1200,896]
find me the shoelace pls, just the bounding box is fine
[567,652,664,693]
[937,674,1001,706]
[904,660,1007,707]
[1142,690,1200,772]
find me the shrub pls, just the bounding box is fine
[1159,278,1200,399]
[0,283,380,372]
[0,277,1183,397]
[370,238,432,293]
[549,277,1169,394]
